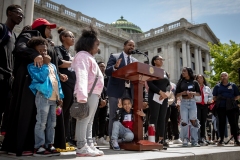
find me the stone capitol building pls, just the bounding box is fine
[0,0,219,83]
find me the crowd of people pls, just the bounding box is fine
[0,4,239,157]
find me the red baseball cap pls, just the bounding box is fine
[32,18,56,29]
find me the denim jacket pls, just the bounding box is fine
[27,63,64,99]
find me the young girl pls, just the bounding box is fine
[72,26,104,157]
[27,37,64,156]
[175,67,201,147]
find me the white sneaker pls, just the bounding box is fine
[200,138,208,146]
[209,140,214,144]
[97,137,109,145]
[224,137,228,143]
[76,145,98,157]
[105,136,110,142]
[89,146,104,156]
[173,139,182,144]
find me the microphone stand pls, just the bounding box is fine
[142,53,149,64]
[133,49,150,64]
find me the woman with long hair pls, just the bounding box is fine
[195,74,213,145]
[147,55,170,148]
[71,25,104,157]
[55,27,76,147]
[175,67,201,147]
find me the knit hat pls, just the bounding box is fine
[32,18,56,29]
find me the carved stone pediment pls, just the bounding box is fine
[188,24,219,44]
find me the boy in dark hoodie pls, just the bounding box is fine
[110,97,145,150]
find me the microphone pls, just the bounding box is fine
[130,49,149,64]
[130,49,142,55]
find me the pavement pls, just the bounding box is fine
[1,141,240,160]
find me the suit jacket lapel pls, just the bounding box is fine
[119,52,126,67]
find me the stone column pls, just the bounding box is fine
[168,42,177,83]
[194,46,199,74]
[162,45,168,72]
[24,0,34,26]
[198,47,203,74]
[181,40,187,67]
[104,44,109,65]
[176,44,181,80]
[205,51,210,72]
[186,42,191,67]
[12,0,21,5]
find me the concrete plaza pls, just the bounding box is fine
[1,143,240,160]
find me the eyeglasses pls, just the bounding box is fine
[155,58,164,61]
[65,35,75,39]
[11,10,25,18]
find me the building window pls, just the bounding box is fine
[144,51,148,55]
[180,57,183,66]
[203,66,206,72]
[191,62,195,70]
[157,48,162,53]
[191,53,194,58]
[180,48,182,53]
[202,58,205,62]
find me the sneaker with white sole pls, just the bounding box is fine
[173,139,182,144]
[76,145,98,157]
[110,139,120,150]
[33,146,51,157]
[89,146,104,156]
[192,143,200,147]
[97,137,109,145]
[182,139,188,147]
[199,138,208,146]
[46,145,60,156]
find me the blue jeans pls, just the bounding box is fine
[111,121,134,142]
[180,99,200,144]
[34,92,57,148]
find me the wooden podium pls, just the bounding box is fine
[112,62,164,151]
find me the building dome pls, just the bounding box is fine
[111,16,143,33]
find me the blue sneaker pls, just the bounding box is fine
[110,140,120,150]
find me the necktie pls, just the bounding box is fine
[127,56,130,65]
[126,56,130,84]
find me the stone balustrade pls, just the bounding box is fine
[139,18,192,40]
[34,0,193,41]
[34,0,131,39]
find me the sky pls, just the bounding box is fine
[51,0,240,44]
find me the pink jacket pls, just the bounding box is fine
[71,51,104,103]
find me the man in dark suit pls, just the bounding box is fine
[105,40,138,137]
